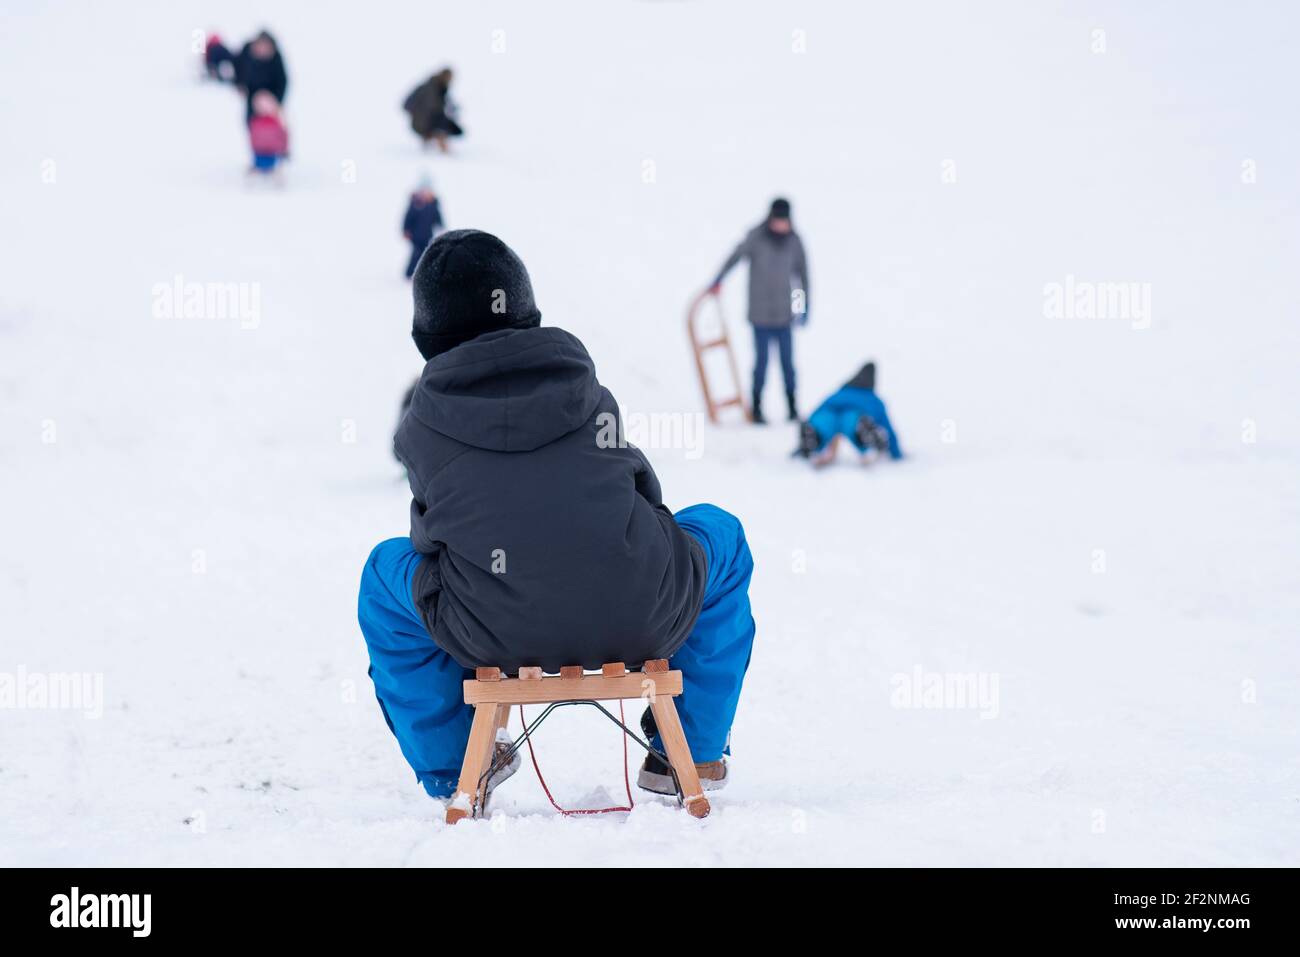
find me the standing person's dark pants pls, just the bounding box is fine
[753,326,795,395]
[405,241,429,279]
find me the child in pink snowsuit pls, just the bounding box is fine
[247,91,289,175]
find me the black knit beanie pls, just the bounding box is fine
[411,230,541,360]
[769,197,791,220]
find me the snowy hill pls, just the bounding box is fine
[1,0,1297,866]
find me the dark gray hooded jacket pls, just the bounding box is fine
[394,326,707,673]
[714,224,809,328]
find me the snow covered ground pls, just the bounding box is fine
[2,0,1298,866]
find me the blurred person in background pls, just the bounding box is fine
[403,68,463,152]
[246,91,289,182]
[235,30,288,123]
[794,361,902,467]
[708,197,809,424]
[202,32,236,83]
[402,174,444,279]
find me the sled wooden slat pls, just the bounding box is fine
[463,670,680,705]
[447,659,707,824]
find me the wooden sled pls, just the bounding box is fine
[687,291,750,424]
[445,660,710,823]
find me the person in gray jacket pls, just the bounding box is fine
[708,197,809,423]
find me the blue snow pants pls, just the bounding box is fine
[357,503,756,798]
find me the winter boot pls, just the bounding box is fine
[785,390,799,422]
[854,415,890,454]
[636,707,728,795]
[445,729,520,819]
[637,753,728,795]
[485,728,521,795]
[750,389,766,425]
[794,421,822,459]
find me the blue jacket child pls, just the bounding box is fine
[402,178,444,278]
[797,361,902,463]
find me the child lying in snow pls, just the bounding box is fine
[357,230,756,802]
[795,361,903,467]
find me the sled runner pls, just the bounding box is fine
[687,291,750,424]
[446,660,710,823]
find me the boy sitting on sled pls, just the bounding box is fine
[357,230,756,803]
[795,361,903,467]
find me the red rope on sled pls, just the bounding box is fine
[518,701,634,816]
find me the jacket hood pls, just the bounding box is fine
[843,361,876,392]
[406,326,602,452]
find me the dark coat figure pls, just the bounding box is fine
[402,186,443,278]
[359,229,757,800]
[403,69,463,149]
[234,31,288,122]
[394,231,706,672]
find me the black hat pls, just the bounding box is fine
[411,230,541,360]
[844,361,876,392]
[769,197,791,220]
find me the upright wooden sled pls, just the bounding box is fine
[446,659,710,823]
[687,290,750,424]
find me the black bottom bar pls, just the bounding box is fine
[0,867,1288,943]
